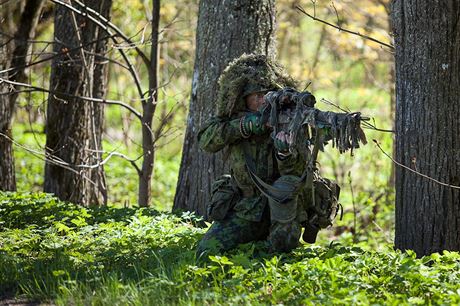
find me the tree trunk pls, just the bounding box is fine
[0,35,15,191]
[173,0,276,217]
[392,0,460,256]
[0,0,44,191]
[138,0,160,207]
[44,0,112,205]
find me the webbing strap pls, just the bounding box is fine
[243,142,300,204]
[241,127,325,206]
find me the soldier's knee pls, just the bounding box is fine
[268,175,301,223]
[267,221,301,253]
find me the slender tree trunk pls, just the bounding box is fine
[173,0,277,217]
[392,0,460,256]
[44,0,112,205]
[0,0,44,191]
[138,0,160,207]
[383,0,396,188]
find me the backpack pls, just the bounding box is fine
[307,176,341,229]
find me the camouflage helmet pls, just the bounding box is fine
[216,53,297,117]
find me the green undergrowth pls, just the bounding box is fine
[1,193,460,305]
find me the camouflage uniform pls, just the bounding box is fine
[196,54,312,258]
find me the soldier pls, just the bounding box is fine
[196,54,321,258]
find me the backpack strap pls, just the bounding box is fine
[242,126,326,205]
[242,141,294,204]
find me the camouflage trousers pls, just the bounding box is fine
[196,206,302,259]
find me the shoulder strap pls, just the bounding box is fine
[243,141,299,204]
[242,126,326,205]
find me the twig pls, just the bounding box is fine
[70,0,150,65]
[320,98,395,133]
[310,0,316,17]
[0,132,98,187]
[0,30,57,44]
[296,5,394,51]
[348,171,358,243]
[361,121,394,133]
[0,131,142,178]
[0,34,122,76]
[68,1,93,97]
[330,2,340,26]
[49,0,145,100]
[372,221,393,244]
[80,149,142,175]
[373,139,460,190]
[0,77,142,120]
[320,97,351,113]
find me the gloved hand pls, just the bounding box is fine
[274,131,292,154]
[240,112,267,137]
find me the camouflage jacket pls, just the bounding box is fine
[198,111,307,222]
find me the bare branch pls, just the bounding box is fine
[296,5,394,51]
[330,2,340,26]
[153,99,184,144]
[310,0,316,17]
[0,131,142,183]
[0,34,121,76]
[86,148,142,175]
[320,98,394,133]
[320,98,351,113]
[76,0,150,63]
[0,77,143,120]
[0,132,98,187]
[68,1,92,96]
[373,140,460,189]
[49,0,145,100]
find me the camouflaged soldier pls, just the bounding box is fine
[196,54,319,258]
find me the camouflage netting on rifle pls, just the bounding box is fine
[301,110,368,154]
[216,54,297,117]
[263,88,368,158]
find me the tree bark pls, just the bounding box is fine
[0,0,44,191]
[44,0,112,205]
[173,0,277,217]
[392,0,460,256]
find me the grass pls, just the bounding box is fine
[1,192,460,305]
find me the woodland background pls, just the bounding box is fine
[1,0,460,304]
[5,0,395,213]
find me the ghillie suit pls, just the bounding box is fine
[216,53,297,117]
[196,54,367,259]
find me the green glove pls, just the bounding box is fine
[274,131,291,155]
[240,112,267,137]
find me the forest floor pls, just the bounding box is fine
[1,192,460,305]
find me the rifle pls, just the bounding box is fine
[259,87,368,156]
[244,88,368,242]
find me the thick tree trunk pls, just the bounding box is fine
[392,0,460,256]
[44,0,112,205]
[173,0,276,217]
[0,0,44,191]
